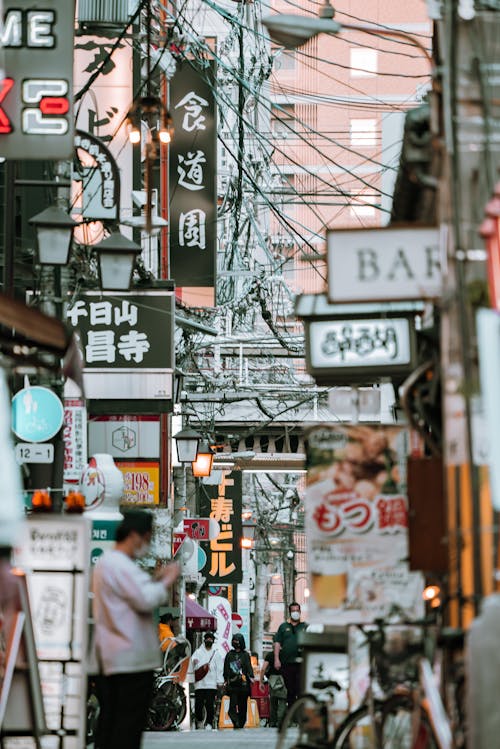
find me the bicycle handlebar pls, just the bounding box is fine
[311,679,342,692]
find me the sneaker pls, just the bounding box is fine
[205,725,213,731]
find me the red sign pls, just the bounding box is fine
[173,532,187,557]
[231,613,243,630]
[183,518,210,541]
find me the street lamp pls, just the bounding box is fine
[29,206,79,266]
[191,440,214,478]
[92,230,142,291]
[174,427,202,463]
[262,0,432,65]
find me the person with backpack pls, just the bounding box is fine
[223,633,254,729]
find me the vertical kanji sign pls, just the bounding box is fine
[169,60,217,287]
[0,1,76,159]
[199,471,242,585]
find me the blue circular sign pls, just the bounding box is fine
[12,386,64,443]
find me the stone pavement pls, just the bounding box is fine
[142,726,278,749]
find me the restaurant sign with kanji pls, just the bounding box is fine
[169,59,217,287]
[199,470,242,585]
[66,290,174,401]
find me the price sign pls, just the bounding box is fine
[15,442,54,464]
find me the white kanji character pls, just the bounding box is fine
[85,331,116,363]
[117,331,150,363]
[174,92,209,132]
[90,301,112,325]
[179,209,206,249]
[114,301,138,326]
[67,301,88,326]
[177,150,206,191]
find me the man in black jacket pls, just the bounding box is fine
[223,633,254,729]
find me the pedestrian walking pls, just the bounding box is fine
[91,510,179,749]
[273,602,307,711]
[260,650,287,727]
[192,631,223,730]
[223,633,254,729]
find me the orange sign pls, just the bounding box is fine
[117,461,159,505]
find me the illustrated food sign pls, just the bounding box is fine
[169,60,217,287]
[305,424,423,625]
[327,227,442,303]
[199,471,242,584]
[0,1,76,159]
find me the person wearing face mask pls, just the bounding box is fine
[91,510,179,749]
[192,631,223,729]
[273,602,307,716]
[223,633,254,729]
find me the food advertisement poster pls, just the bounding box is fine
[305,424,423,624]
[116,461,160,505]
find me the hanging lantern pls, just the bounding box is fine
[191,441,214,478]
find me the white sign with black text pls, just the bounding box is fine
[309,318,412,369]
[327,227,442,303]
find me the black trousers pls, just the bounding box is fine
[195,687,217,727]
[281,662,301,709]
[227,686,249,729]
[95,670,154,749]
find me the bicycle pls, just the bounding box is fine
[146,635,191,731]
[331,619,465,749]
[276,678,342,749]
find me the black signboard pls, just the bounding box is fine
[169,60,217,287]
[199,471,242,585]
[65,290,174,402]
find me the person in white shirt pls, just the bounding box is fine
[92,510,179,749]
[192,631,224,730]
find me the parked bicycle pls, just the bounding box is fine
[276,679,342,749]
[332,618,466,749]
[146,635,191,731]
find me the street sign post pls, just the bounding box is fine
[15,443,54,464]
[172,532,187,557]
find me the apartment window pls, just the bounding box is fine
[272,46,296,71]
[350,118,377,147]
[271,104,295,136]
[350,48,378,78]
[350,193,378,218]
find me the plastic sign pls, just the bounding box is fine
[0,2,76,159]
[11,386,64,443]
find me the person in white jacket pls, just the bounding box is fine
[192,631,224,730]
[92,510,179,749]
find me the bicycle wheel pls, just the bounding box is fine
[381,695,439,749]
[276,694,324,749]
[332,703,378,749]
[170,683,187,728]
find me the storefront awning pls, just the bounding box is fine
[185,598,216,631]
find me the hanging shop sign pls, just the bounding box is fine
[296,294,419,386]
[199,471,242,585]
[66,290,174,402]
[73,35,133,234]
[12,386,64,443]
[88,415,160,459]
[327,226,442,303]
[0,1,76,159]
[73,130,120,221]
[305,424,424,626]
[13,515,89,749]
[63,398,88,483]
[169,60,217,287]
[116,460,160,505]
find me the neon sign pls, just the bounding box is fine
[0,1,75,159]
